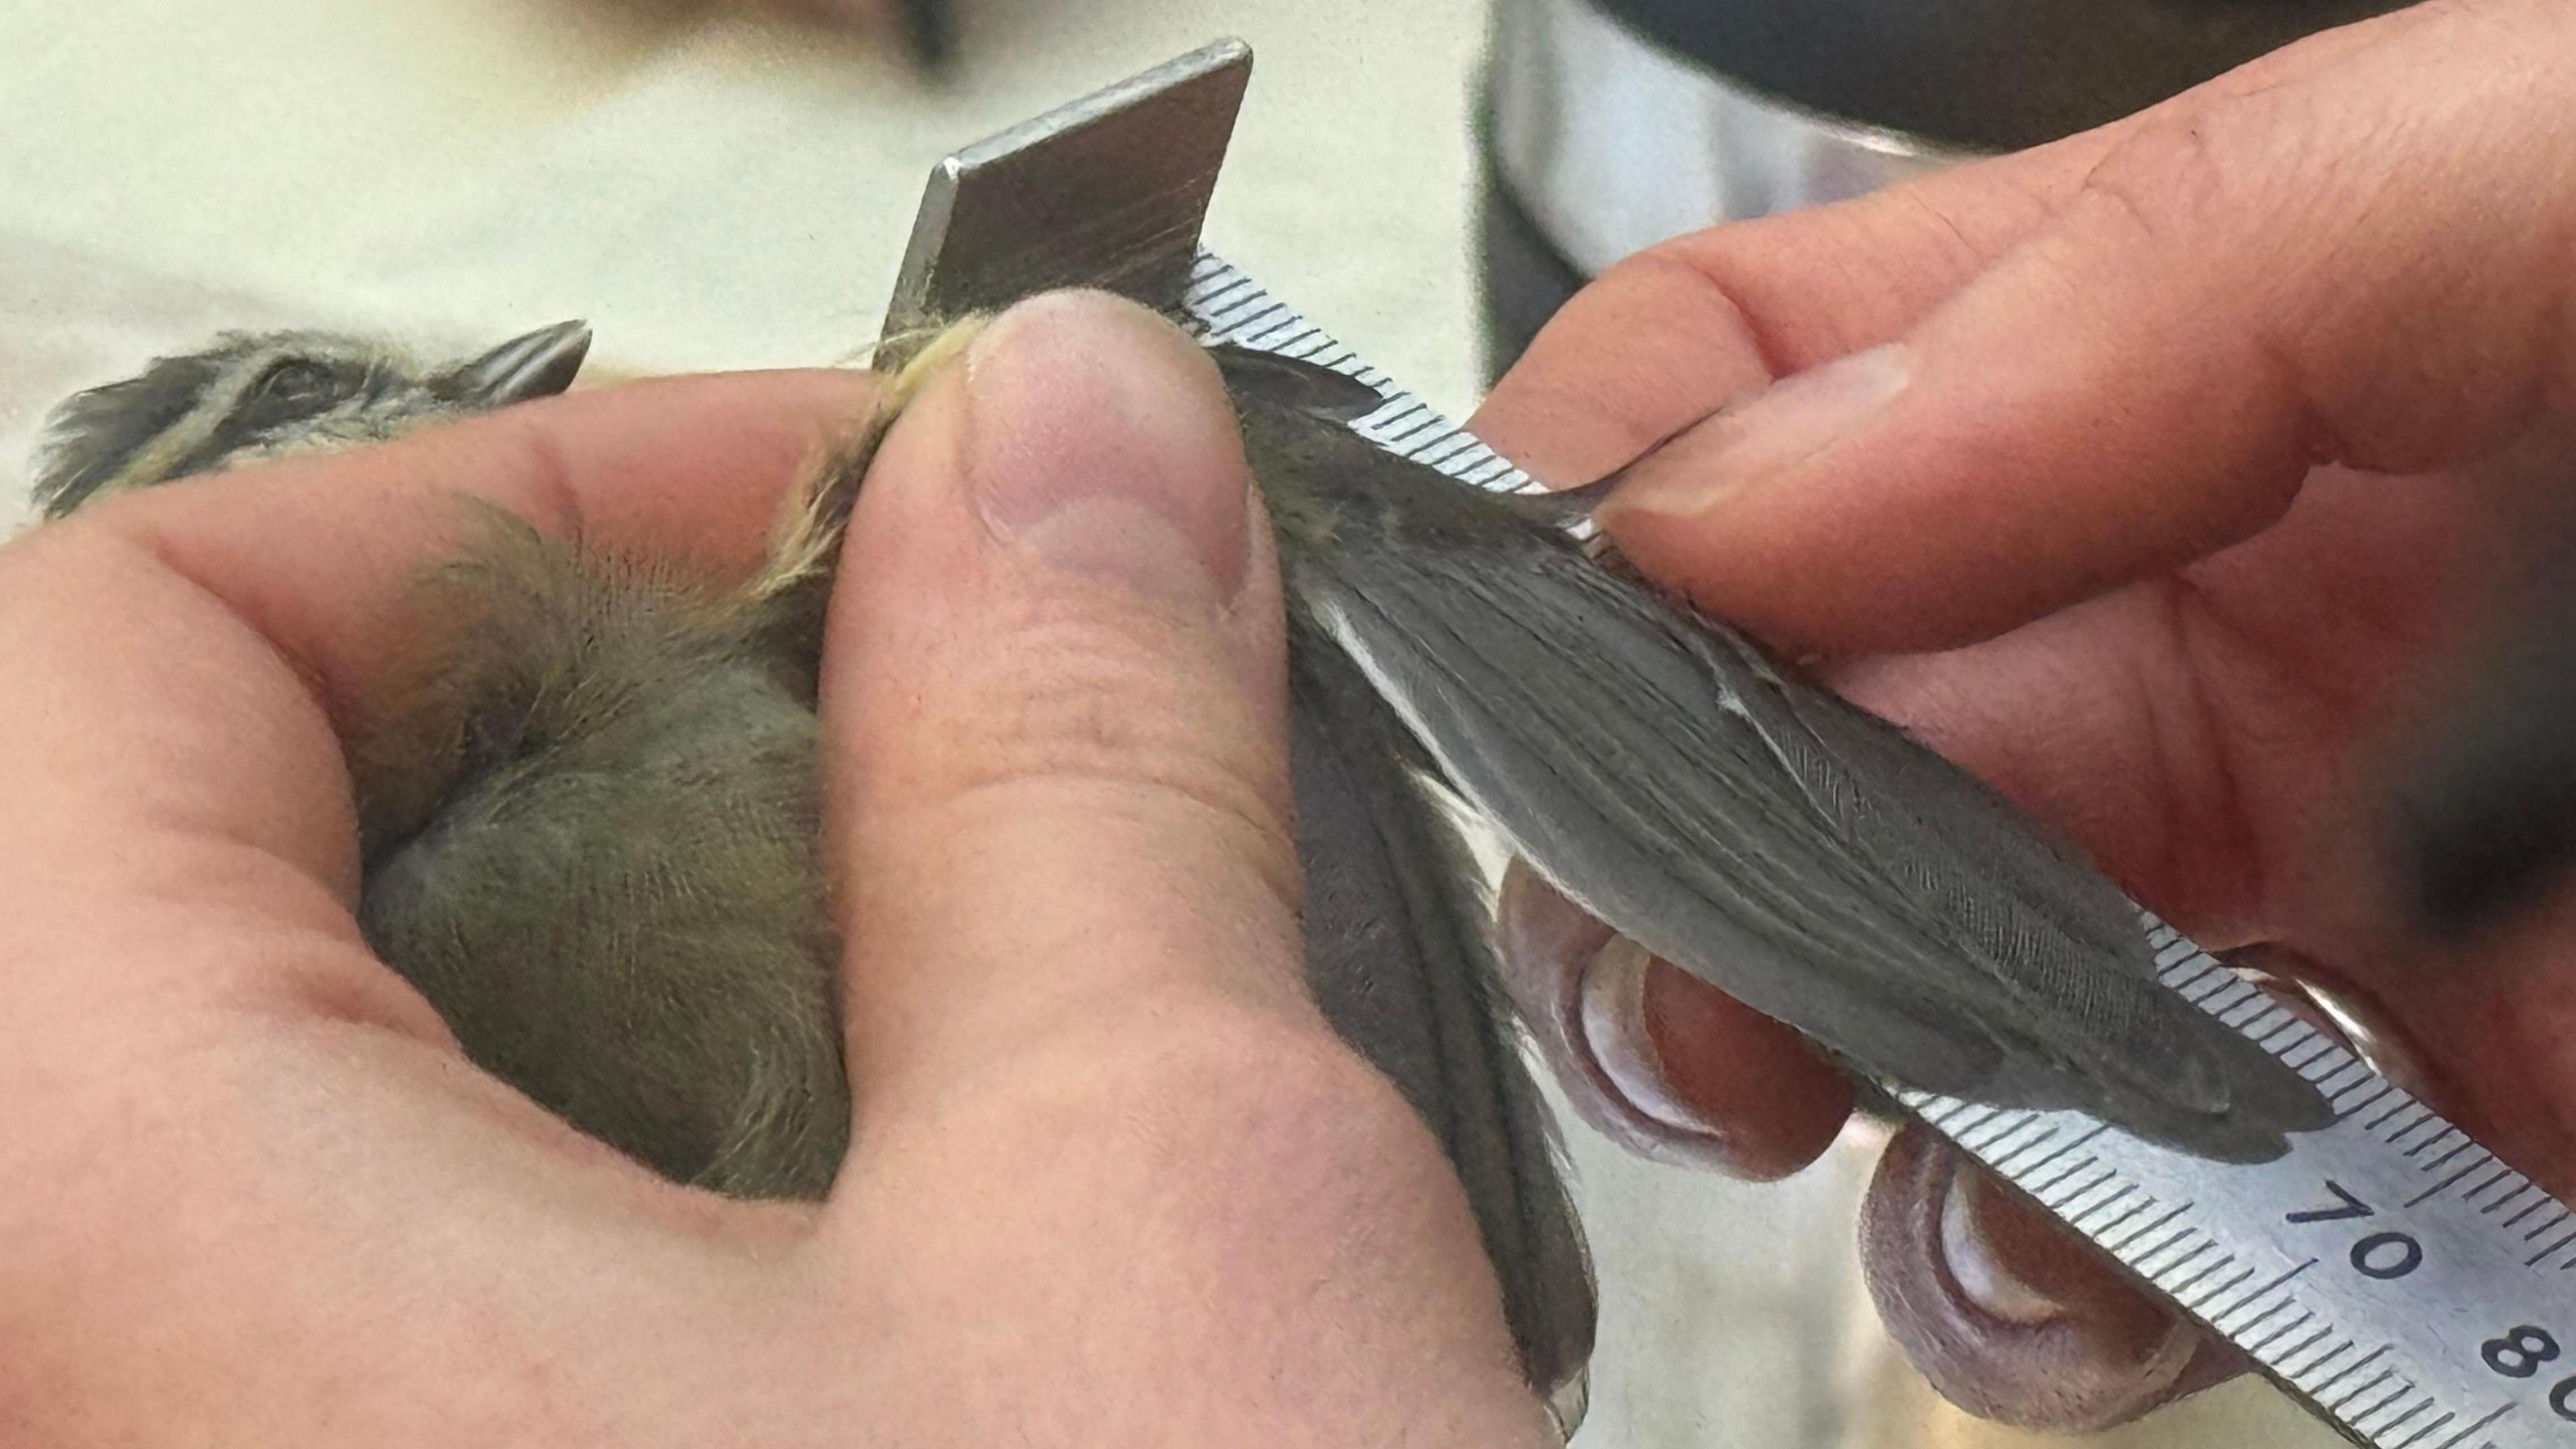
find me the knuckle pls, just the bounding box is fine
[1611,244,1768,359]
[908,606,1297,879]
[2072,112,2237,259]
[1511,245,1776,458]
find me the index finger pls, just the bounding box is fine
[1466,6,2400,491]
[1468,129,2112,488]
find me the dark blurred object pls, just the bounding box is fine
[1475,0,2414,380]
[723,0,955,71]
[30,323,1601,1415]
[896,0,951,70]
[2388,540,2576,934]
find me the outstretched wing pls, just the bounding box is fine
[1222,348,2330,1164]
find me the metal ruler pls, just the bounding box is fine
[881,39,2576,1448]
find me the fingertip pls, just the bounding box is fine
[1472,248,1777,488]
[822,289,1304,1102]
[1494,864,1853,1179]
[959,290,1254,604]
[1633,954,1856,1177]
[1860,1126,2231,1430]
[830,287,1281,720]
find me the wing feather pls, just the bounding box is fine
[1225,358,2330,1163]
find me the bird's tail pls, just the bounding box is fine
[1287,616,1598,1425]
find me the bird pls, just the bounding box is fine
[30,323,592,515]
[26,319,1598,1415]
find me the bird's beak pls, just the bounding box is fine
[449,320,593,407]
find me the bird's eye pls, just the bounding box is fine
[254,359,337,407]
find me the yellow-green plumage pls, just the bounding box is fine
[351,511,849,1197]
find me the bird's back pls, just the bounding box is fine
[350,512,852,1198]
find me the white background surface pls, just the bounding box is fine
[0,2,2334,1444]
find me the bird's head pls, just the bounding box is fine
[31,319,592,519]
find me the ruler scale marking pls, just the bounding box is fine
[2390,1402,2452,1433]
[2436,1404,2518,1448]
[2244,1311,2317,1355]
[2177,1263,2259,1311]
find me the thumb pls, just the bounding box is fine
[1592,0,2576,656]
[809,292,1553,1446]
[820,290,1305,1106]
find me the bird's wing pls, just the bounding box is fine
[1222,351,2328,1163]
[1300,533,2330,1161]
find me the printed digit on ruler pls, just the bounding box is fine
[2282,1181,2576,1434]
[2286,1181,2426,1280]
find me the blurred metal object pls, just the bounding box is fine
[896,0,951,70]
[1521,0,2408,156]
[1485,0,1964,283]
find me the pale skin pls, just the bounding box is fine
[1472,0,2576,1429]
[0,293,1552,1445]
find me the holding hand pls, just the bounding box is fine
[1476,0,2576,1428]
[0,296,1551,1446]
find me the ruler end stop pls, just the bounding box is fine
[878,38,1254,352]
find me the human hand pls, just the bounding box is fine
[1472,0,2576,1429]
[0,292,1549,1446]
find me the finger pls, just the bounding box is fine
[1468,0,2445,494]
[822,290,1308,1107]
[0,368,877,1028]
[1470,134,2102,487]
[1855,962,2436,1434]
[1860,1124,2243,1431]
[1595,0,2576,655]
[1495,864,1853,1179]
[83,366,871,724]
[813,298,1555,1440]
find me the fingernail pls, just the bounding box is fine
[1939,1163,2073,1326]
[963,290,1252,602]
[2226,943,2443,1102]
[1578,934,1727,1141]
[1605,343,1910,519]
